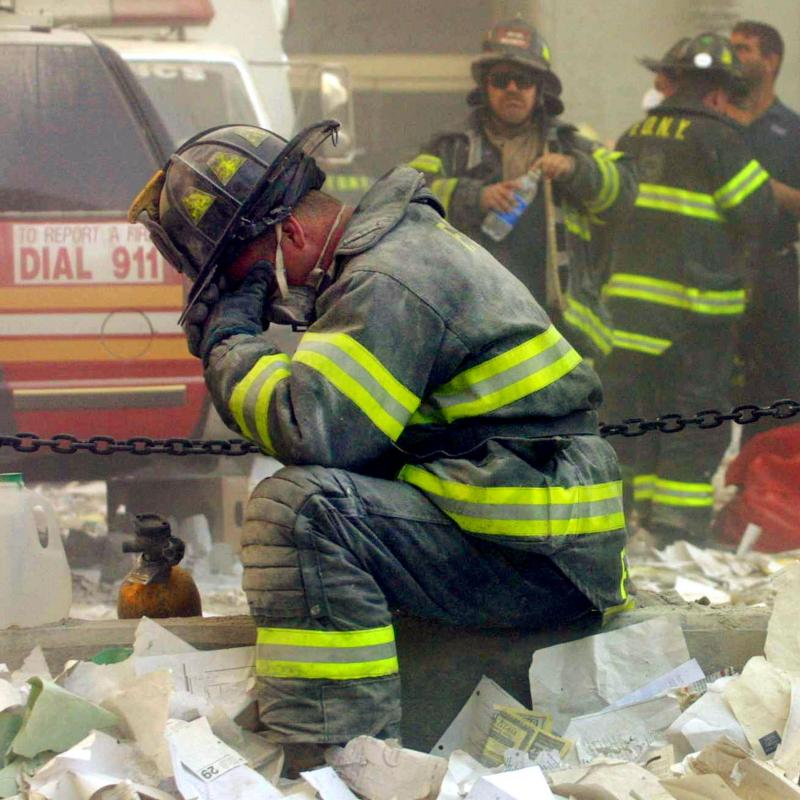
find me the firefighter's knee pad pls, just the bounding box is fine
[241,465,338,620]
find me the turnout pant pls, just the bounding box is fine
[602,321,735,543]
[243,465,594,743]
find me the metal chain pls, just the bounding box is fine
[1,399,798,457]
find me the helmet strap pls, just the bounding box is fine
[305,205,347,290]
[274,222,290,299]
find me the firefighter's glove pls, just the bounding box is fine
[182,278,226,359]
[196,264,271,365]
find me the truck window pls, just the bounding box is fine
[0,42,165,213]
[127,61,259,146]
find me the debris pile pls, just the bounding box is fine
[1,562,799,798]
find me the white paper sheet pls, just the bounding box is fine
[549,760,674,800]
[133,617,197,658]
[300,766,359,800]
[666,676,748,758]
[466,765,552,800]
[529,618,690,733]
[58,658,137,706]
[432,676,525,760]
[673,577,731,605]
[135,646,255,719]
[0,681,22,713]
[436,751,495,800]
[764,563,800,673]
[608,659,705,710]
[563,696,681,765]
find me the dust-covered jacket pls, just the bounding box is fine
[204,167,631,613]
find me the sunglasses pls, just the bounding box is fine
[487,70,537,90]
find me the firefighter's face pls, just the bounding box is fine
[486,62,538,125]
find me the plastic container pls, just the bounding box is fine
[481,168,542,242]
[0,473,72,628]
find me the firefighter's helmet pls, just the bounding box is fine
[470,17,563,116]
[128,120,339,323]
[645,32,746,94]
[638,37,691,75]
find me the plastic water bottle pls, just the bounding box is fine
[0,473,72,628]
[481,168,542,242]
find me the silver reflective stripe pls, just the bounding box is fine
[239,357,291,440]
[430,336,574,413]
[431,494,624,521]
[260,642,398,664]
[608,277,742,311]
[295,336,413,432]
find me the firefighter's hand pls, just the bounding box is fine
[532,153,576,181]
[197,264,271,365]
[480,180,521,213]
[182,279,227,359]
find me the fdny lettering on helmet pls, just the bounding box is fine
[8,223,166,285]
[627,116,692,141]
[181,189,215,225]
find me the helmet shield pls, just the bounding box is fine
[129,120,340,324]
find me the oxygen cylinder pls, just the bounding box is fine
[117,513,202,619]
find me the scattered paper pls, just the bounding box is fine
[674,577,731,605]
[482,707,571,767]
[10,647,52,687]
[0,683,22,714]
[133,617,197,658]
[436,751,495,800]
[773,675,800,782]
[564,695,681,765]
[10,678,119,759]
[432,676,525,760]
[667,677,748,758]
[549,759,674,800]
[529,618,690,733]
[328,737,447,800]
[135,646,255,719]
[723,657,790,758]
[660,774,741,800]
[466,765,552,800]
[166,717,281,800]
[730,756,800,799]
[608,660,705,710]
[59,658,136,706]
[300,766,359,800]
[764,563,800,673]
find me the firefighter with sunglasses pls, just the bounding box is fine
[409,17,637,361]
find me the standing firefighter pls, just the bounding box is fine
[129,121,630,762]
[603,33,776,546]
[409,17,637,361]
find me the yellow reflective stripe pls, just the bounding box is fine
[612,328,672,355]
[399,465,625,537]
[408,153,443,174]
[431,177,458,212]
[258,625,395,648]
[564,208,592,241]
[564,295,613,355]
[294,332,419,441]
[253,367,291,456]
[603,549,635,624]
[714,159,770,210]
[636,183,724,222]
[633,474,656,501]
[588,149,621,214]
[652,478,714,508]
[256,625,398,681]
[605,273,745,315]
[229,354,291,442]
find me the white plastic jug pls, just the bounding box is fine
[0,474,72,628]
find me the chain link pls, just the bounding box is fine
[1,399,798,457]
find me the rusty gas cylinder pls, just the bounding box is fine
[117,513,202,619]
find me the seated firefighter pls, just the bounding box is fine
[129,121,631,753]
